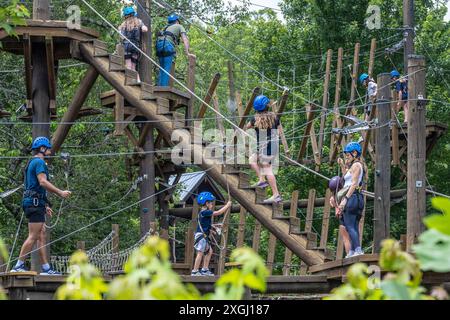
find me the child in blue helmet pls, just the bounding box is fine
[391,70,409,124]
[11,137,72,275]
[191,192,231,276]
[335,141,367,257]
[118,4,148,82]
[359,73,377,121]
[245,95,282,204]
[156,13,195,86]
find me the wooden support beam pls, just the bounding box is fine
[236,207,247,248]
[185,202,198,268]
[368,39,377,78]
[186,54,196,129]
[407,55,426,251]
[112,224,119,254]
[213,93,225,136]
[252,220,262,253]
[267,233,277,275]
[227,61,238,124]
[113,92,125,136]
[197,73,221,119]
[349,43,360,115]
[330,48,344,157]
[138,123,152,147]
[236,90,244,117]
[318,49,332,154]
[335,228,345,260]
[391,90,400,165]
[217,208,231,275]
[305,189,316,233]
[238,87,260,129]
[362,103,377,158]
[276,89,290,115]
[320,189,332,248]
[283,190,299,276]
[45,36,56,113]
[51,66,99,155]
[23,33,32,110]
[297,104,316,162]
[373,73,391,253]
[76,241,86,251]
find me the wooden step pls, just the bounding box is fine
[289,217,301,234]
[156,97,170,115]
[237,172,250,189]
[272,202,286,219]
[311,247,335,261]
[124,69,139,86]
[220,165,241,175]
[167,111,185,130]
[109,54,125,72]
[93,39,109,57]
[254,187,267,204]
[140,82,157,100]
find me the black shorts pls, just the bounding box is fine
[24,206,46,223]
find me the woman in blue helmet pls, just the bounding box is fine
[245,95,282,204]
[391,70,409,124]
[359,73,377,121]
[335,141,367,257]
[11,137,72,275]
[118,4,148,82]
[191,192,231,276]
[155,13,194,86]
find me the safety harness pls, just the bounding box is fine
[23,157,50,207]
[194,210,211,251]
[156,25,178,57]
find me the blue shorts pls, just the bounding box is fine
[24,206,46,223]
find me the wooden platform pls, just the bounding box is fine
[0,20,99,59]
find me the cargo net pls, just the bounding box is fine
[50,231,152,274]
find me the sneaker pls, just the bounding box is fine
[40,268,61,276]
[353,248,364,256]
[10,264,29,273]
[191,270,202,276]
[200,269,214,276]
[263,195,282,204]
[345,251,355,258]
[251,181,269,188]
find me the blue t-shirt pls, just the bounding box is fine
[22,157,49,208]
[395,80,408,100]
[196,209,213,235]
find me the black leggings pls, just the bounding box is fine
[342,193,364,250]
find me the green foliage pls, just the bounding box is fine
[56,236,268,300]
[414,198,450,272]
[325,239,431,300]
[0,238,8,300]
[0,0,29,36]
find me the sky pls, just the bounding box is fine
[227,0,450,22]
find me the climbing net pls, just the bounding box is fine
[50,230,152,274]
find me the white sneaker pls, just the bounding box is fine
[353,248,364,256]
[345,251,355,258]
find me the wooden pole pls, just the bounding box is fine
[349,43,360,115]
[31,0,51,273]
[227,61,238,124]
[283,190,299,275]
[197,73,221,119]
[186,55,196,129]
[236,207,246,248]
[252,220,262,253]
[391,89,400,165]
[52,66,99,154]
[368,39,377,78]
[76,241,86,251]
[297,104,316,162]
[267,233,277,275]
[112,224,119,254]
[305,189,316,233]
[406,55,426,251]
[403,0,415,73]
[320,189,332,248]
[217,207,231,275]
[330,48,343,159]
[137,0,152,84]
[318,49,332,154]
[185,202,198,268]
[373,73,391,252]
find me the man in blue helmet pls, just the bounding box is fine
[391,70,409,124]
[155,13,194,86]
[359,73,377,121]
[191,192,231,276]
[11,137,72,275]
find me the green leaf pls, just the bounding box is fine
[380,280,412,300]
[413,229,450,272]
[424,198,450,235]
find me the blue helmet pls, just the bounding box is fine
[253,95,270,112]
[344,141,362,157]
[390,70,400,78]
[123,6,136,17]
[197,192,215,205]
[359,73,369,84]
[32,137,52,150]
[168,14,179,24]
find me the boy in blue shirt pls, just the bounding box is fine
[391,70,409,124]
[191,192,231,276]
[11,137,72,275]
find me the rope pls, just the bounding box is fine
[6,211,25,272]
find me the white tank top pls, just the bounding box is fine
[343,162,363,188]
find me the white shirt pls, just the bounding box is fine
[343,162,363,188]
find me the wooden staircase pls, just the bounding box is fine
[79,39,329,266]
